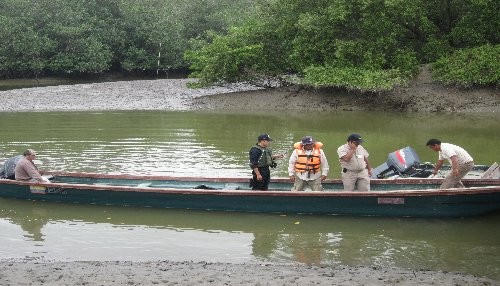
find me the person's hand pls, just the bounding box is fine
[256,174,263,181]
[273,153,285,159]
[289,175,295,182]
[320,175,327,181]
[367,169,372,177]
[348,141,358,150]
[452,169,459,177]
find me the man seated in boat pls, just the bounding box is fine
[14,149,50,183]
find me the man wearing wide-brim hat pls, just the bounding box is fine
[337,134,372,191]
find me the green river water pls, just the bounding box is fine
[0,110,499,280]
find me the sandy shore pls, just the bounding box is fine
[0,67,498,113]
[0,260,497,286]
[0,75,499,285]
[0,79,263,112]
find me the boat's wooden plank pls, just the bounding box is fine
[482,162,499,179]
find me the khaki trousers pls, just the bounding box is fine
[440,161,474,189]
[341,169,370,191]
[292,177,323,192]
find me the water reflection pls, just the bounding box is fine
[0,198,499,279]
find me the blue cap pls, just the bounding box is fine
[347,134,363,142]
[258,134,273,141]
[301,136,315,145]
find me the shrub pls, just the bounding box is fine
[432,44,500,87]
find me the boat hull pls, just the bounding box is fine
[1,173,499,218]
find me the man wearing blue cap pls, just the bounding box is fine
[337,134,372,191]
[288,136,329,191]
[249,134,284,190]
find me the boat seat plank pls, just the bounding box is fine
[482,162,499,179]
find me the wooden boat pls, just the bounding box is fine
[0,171,499,218]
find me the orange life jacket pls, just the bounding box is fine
[293,142,323,173]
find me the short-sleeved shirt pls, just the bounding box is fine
[337,144,369,171]
[438,143,473,165]
[14,157,43,182]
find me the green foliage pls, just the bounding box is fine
[447,0,499,48]
[186,0,498,91]
[0,0,497,89]
[302,65,406,92]
[0,0,257,77]
[185,28,264,86]
[0,15,54,77]
[432,44,500,87]
[48,38,113,74]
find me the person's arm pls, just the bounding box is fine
[340,142,357,162]
[25,162,44,182]
[320,150,329,181]
[272,153,284,160]
[249,147,263,181]
[364,157,372,177]
[288,151,297,182]
[253,167,262,180]
[432,159,444,175]
[449,155,460,177]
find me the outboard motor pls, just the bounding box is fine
[372,147,431,179]
[0,155,23,179]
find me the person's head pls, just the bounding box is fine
[426,139,441,152]
[257,134,273,147]
[301,136,315,150]
[347,134,363,146]
[23,149,37,161]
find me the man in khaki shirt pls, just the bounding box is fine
[14,149,50,183]
[337,134,372,191]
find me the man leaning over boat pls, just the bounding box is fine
[426,139,474,189]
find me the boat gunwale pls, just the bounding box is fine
[44,171,500,186]
[2,175,500,198]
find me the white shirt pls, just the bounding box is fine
[288,148,329,180]
[438,143,473,164]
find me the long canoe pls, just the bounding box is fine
[0,172,499,218]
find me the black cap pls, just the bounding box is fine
[347,134,363,142]
[301,136,315,145]
[258,134,273,141]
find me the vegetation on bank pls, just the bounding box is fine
[0,0,498,91]
[186,0,499,91]
[0,0,255,77]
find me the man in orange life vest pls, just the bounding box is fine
[288,136,329,191]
